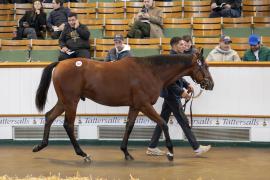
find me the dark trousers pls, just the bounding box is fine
[209,9,241,18]
[148,98,200,150]
[127,21,150,38]
[58,49,91,61]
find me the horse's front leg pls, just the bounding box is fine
[141,103,174,161]
[120,107,139,160]
[33,102,64,152]
[64,108,91,163]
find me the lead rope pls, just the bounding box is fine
[183,89,203,128]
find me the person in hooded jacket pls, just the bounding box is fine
[105,34,132,62]
[206,35,241,61]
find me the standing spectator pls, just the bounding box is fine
[58,12,90,61]
[182,35,197,55]
[209,0,242,18]
[105,34,132,62]
[146,37,211,156]
[127,0,163,38]
[47,0,70,39]
[243,34,270,61]
[13,0,47,40]
[206,35,241,61]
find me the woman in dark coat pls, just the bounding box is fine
[14,0,47,39]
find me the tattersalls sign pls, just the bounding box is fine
[0,115,268,128]
[191,116,263,127]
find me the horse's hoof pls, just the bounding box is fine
[125,154,134,161]
[33,144,47,152]
[84,155,91,163]
[166,152,174,161]
[32,145,41,152]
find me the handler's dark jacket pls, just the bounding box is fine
[59,23,90,51]
[160,50,189,101]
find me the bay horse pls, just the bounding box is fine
[33,48,214,162]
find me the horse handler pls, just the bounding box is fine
[146,37,211,157]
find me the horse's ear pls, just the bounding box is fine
[200,48,204,57]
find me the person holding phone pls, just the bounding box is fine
[127,0,163,38]
[58,12,91,61]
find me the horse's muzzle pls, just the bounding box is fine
[200,79,214,90]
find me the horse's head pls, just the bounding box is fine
[190,48,214,90]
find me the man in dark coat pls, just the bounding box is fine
[58,12,90,61]
[47,0,70,39]
[14,0,46,40]
[209,0,242,18]
[146,37,211,156]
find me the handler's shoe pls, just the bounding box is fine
[146,147,165,156]
[194,145,211,156]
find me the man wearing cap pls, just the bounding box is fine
[243,34,270,61]
[206,35,241,61]
[127,0,163,38]
[105,34,132,62]
[209,0,242,18]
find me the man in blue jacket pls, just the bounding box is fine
[146,37,211,156]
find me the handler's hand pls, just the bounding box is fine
[181,90,191,100]
[187,85,194,94]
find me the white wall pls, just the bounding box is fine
[0,66,269,116]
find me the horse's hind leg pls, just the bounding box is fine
[120,107,139,160]
[140,103,174,161]
[64,107,90,162]
[33,101,64,152]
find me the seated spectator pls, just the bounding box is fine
[105,34,132,62]
[13,0,46,40]
[47,0,70,39]
[209,0,241,18]
[206,35,241,61]
[43,0,78,2]
[127,0,163,38]
[182,35,197,55]
[11,0,32,3]
[0,0,11,3]
[243,34,270,61]
[58,12,91,61]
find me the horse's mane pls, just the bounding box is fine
[132,54,193,66]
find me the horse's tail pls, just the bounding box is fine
[35,62,59,112]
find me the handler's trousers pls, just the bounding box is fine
[148,98,200,150]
